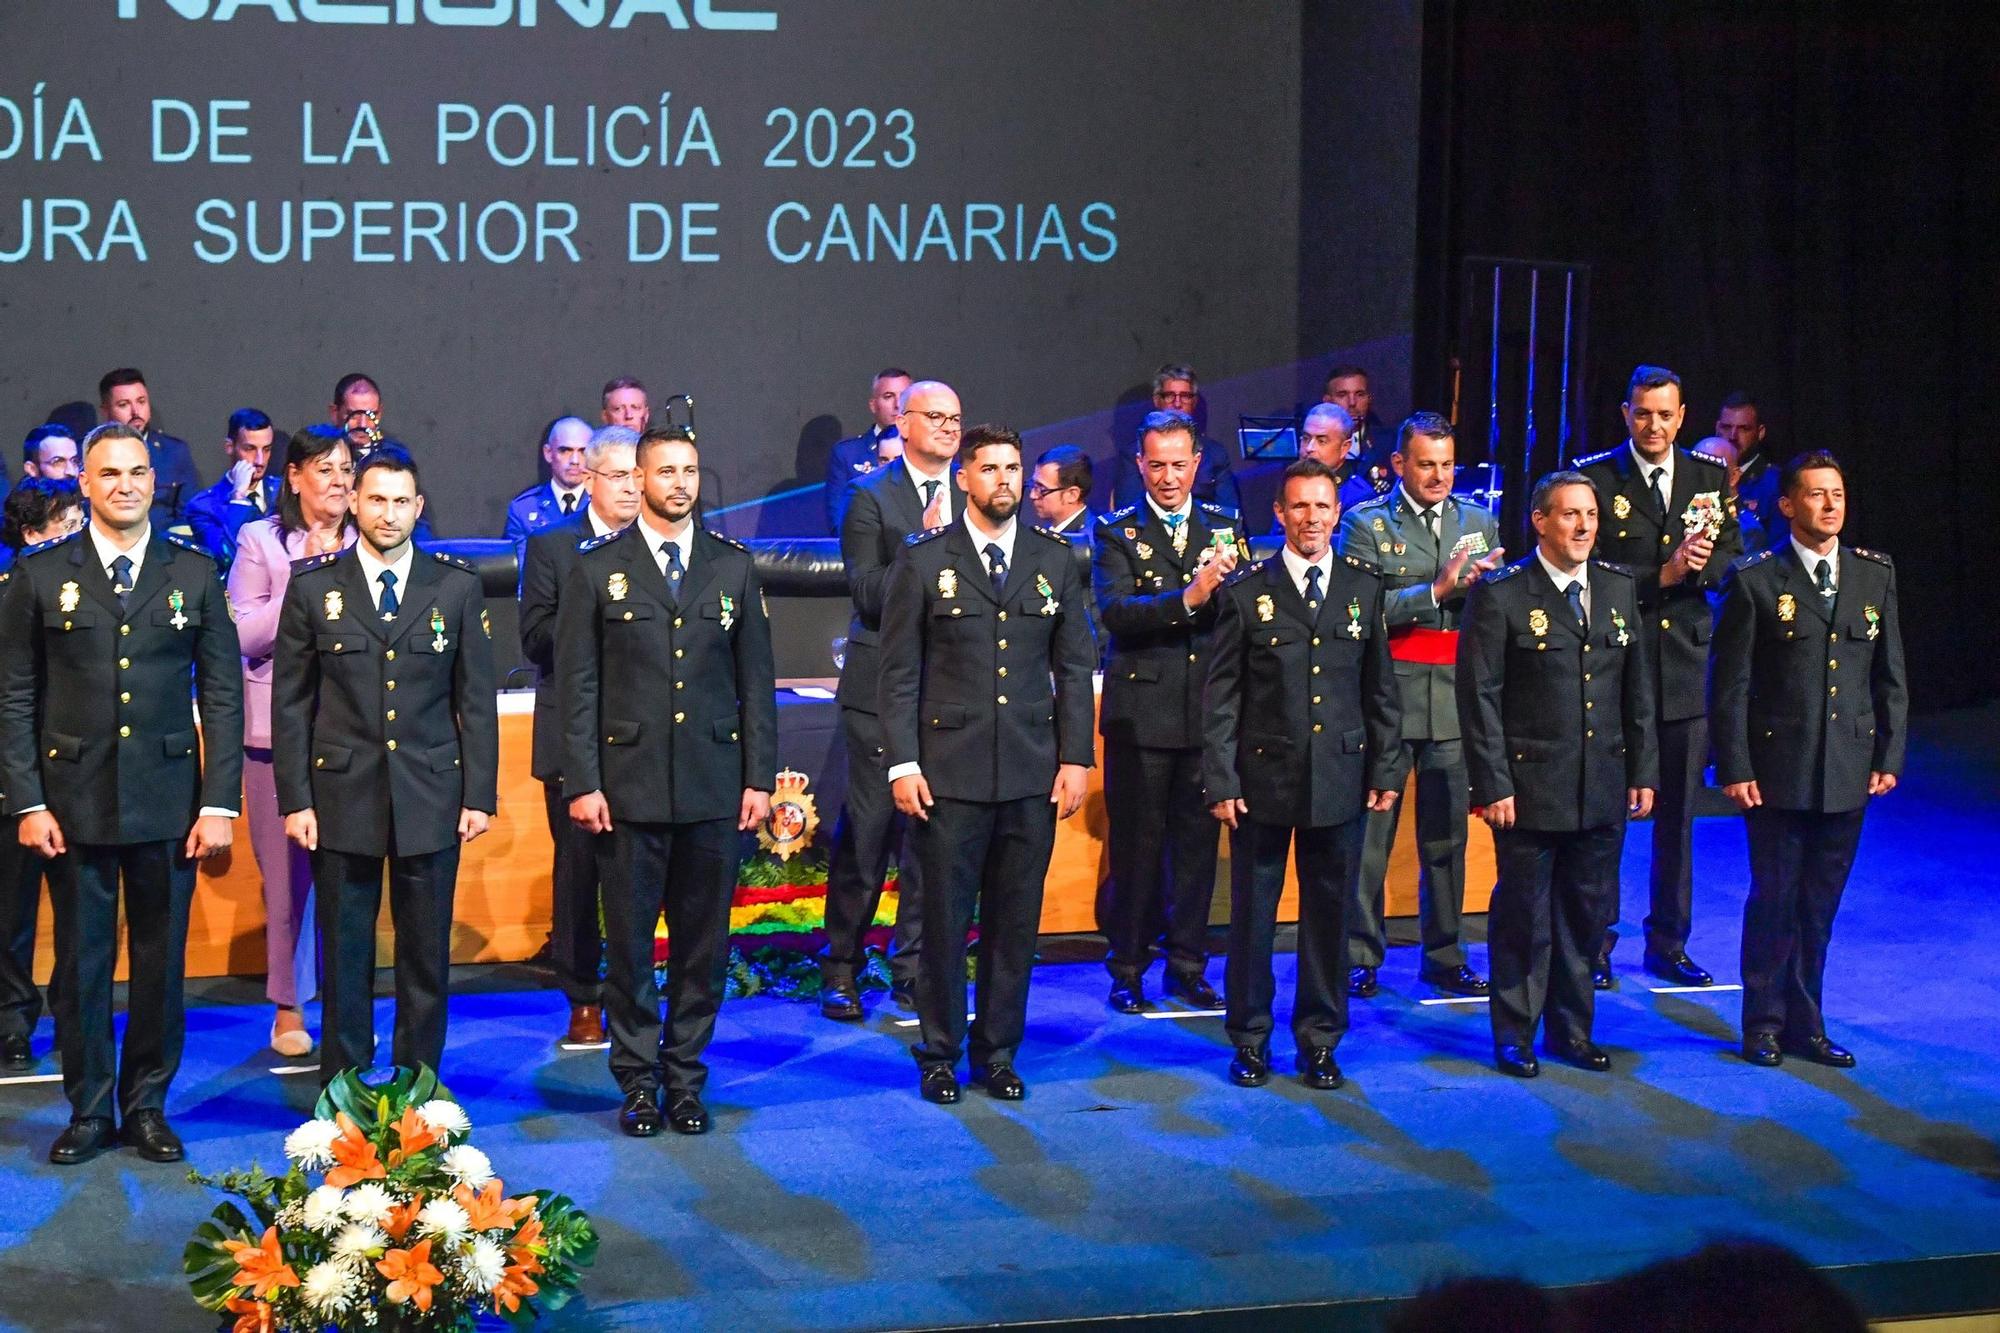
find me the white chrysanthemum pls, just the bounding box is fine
[301,1184,347,1233]
[458,1236,507,1293]
[439,1144,494,1188]
[301,1260,356,1313]
[342,1182,395,1224]
[284,1118,342,1168]
[331,1222,387,1263]
[414,1099,470,1140]
[417,1197,471,1242]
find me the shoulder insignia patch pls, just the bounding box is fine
[1483,559,1527,584]
[905,525,950,547]
[1730,548,1777,574]
[704,529,749,553]
[1023,522,1068,544]
[1198,501,1241,522]
[17,530,83,560]
[1221,562,1263,588]
[291,551,342,574]
[1687,448,1730,469]
[577,529,622,553]
[1101,503,1140,525]
[430,550,477,572]
[163,530,218,561]
[1851,546,1893,566]
[1572,447,1619,469]
[1590,558,1637,579]
[1342,553,1381,575]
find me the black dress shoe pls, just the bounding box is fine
[1782,1034,1856,1068]
[1107,981,1149,1015]
[976,1063,1026,1100]
[890,985,917,1014]
[50,1117,117,1165]
[1494,1045,1540,1078]
[1644,949,1714,987]
[920,1064,961,1105]
[666,1092,710,1135]
[1,1033,31,1070]
[121,1109,185,1162]
[1592,956,1616,991]
[619,1087,662,1137]
[1552,1039,1611,1072]
[1348,966,1380,999]
[819,980,863,1022]
[1420,964,1489,996]
[1297,1046,1345,1091]
[1742,1031,1783,1067]
[1228,1045,1270,1087]
[1164,970,1222,1010]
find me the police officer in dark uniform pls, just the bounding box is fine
[503,416,596,551]
[1717,392,1785,555]
[818,380,961,1019]
[518,426,642,1046]
[1458,471,1658,1078]
[1093,409,1248,1013]
[274,448,498,1086]
[557,426,777,1137]
[1335,413,1505,998]
[880,425,1096,1106]
[824,367,911,534]
[0,422,243,1164]
[1577,365,1739,988]
[1710,451,1905,1069]
[1203,458,1401,1092]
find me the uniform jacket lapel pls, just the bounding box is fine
[65,537,124,619]
[1777,542,1834,625]
[1266,557,1318,630]
[948,522,1004,606]
[332,552,393,644]
[122,533,179,618]
[1525,558,1587,639]
[676,530,723,610]
[384,550,446,650]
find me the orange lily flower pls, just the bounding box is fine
[377,1237,445,1312]
[492,1261,541,1315]
[223,1296,275,1333]
[386,1104,439,1167]
[223,1227,301,1301]
[325,1111,387,1188]
[454,1179,531,1233]
[382,1191,425,1243]
[509,1213,546,1262]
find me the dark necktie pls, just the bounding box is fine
[922,479,941,516]
[663,542,684,601]
[1648,466,1668,519]
[110,555,134,611]
[1816,558,1835,601]
[1565,580,1587,630]
[1304,564,1323,615]
[378,569,399,618]
[985,541,1007,595]
[1418,507,1439,546]
[252,486,266,514]
[561,491,577,515]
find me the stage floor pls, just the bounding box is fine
[3,708,1999,1331]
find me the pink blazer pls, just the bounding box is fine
[228,517,356,748]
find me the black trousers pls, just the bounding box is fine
[1224,815,1361,1052]
[1489,823,1622,1049]
[312,842,460,1082]
[0,819,47,1039]
[912,794,1055,1070]
[1612,713,1704,957]
[542,781,603,1006]
[1740,806,1866,1041]
[822,707,923,989]
[1348,736,1469,972]
[598,817,737,1096]
[47,840,193,1122]
[1100,741,1219,982]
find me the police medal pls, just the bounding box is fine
[1345,598,1363,639]
[430,607,448,653]
[59,581,80,614]
[1256,594,1275,623]
[607,571,629,603]
[1864,605,1880,639]
[1529,607,1549,637]
[719,593,736,631]
[168,588,188,631]
[1777,594,1796,622]
[1037,572,1059,615]
[324,589,344,621]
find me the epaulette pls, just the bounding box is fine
[291,551,341,575]
[430,550,478,573]
[905,525,950,547]
[1729,548,1777,574]
[577,528,622,553]
[1342,553,1381,575]
[704,530,749,553]
[1851,546,1893,566]
[163,530,219,563]
[1589,558,1637,579]
[1023,522,1070,544]
[1348,490,1392,512]
[1098,504,1141,527]
[1483,558,1527,584]
[17,530,82,561]
[1687,448,1730,470]
[1198,501,1241,522]
[1572,447,1620,468]
[1222,561,1263,588]
[511,481,545,501]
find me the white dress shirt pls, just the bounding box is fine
[1792,535,1839,593]
[1629,441,1675,509]
[1280,544,1335,601]
[585,507,621,540]
[552,480,588,515]
[634,512,693,580]
[908,460,952,525]
[1536,548,1592,623]
[355,541,417,613]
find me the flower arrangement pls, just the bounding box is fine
[185,1065,596,1332]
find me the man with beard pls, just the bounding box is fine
[97,369,203,525]
[557,426,776,1136]
[329,374,435,540]
[182,409,281,569]
[880,424,1095,1104]
[275,450,497,1084]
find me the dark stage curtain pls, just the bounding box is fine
[1413,1,2000,708]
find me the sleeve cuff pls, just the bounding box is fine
[886,762,922,783]
[15,804,46,816]
[198,807,240,819]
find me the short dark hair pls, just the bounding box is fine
[1781,449,1845,496]
[227,408,272,440]
[98,368,145,401]
[1627,364,1682,400]
[1531,468,1598,514]
[874,367,911,383]
[1280,457,1340,493]
[276,425,355,538]
[23,423,75,467]
[635,424,696,466]
[601,375,647,402]
[958,423,1022,466]
[80,421,145,462]
[1035,444,1092,496]
[1323,364,1369,389]
[333,372,380,405]
[1397,411,1454,453]
[1718,390,1761,420]
[355,441,421,494]
[3,477,83,550]
[1135,408,1201,456]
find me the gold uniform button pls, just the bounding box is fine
[1182,573,1192,584]
[119,624,130,637]
[385,649,396,661]
[1829,660,1838,670]
[997,638,1008,650]
[1661,618,1672,630]
[622,611,634,621]
[998,611,1008,622]
[1311,637,1321,647]
[674,649,685,659]
[1586,728,1595,738]
[997,694,1009,705]
[386,709,397,721]
[673,617,684,628]
[1661,534,1672,545]
[386,739,398,751]
[1586,701,1594,710]
[119,725,131,738]
[1188,653,1197,662]
[1583,645,1592,653]
[1311,665,1321,675]
[1829,685,1838,696]
[386,680,396,691]
[1829,632,1838,642]
[674,711,686,723]
[47,749,56,758]
[1312,723,1323,733]
[951,607,963,617]
[120,691,131,703]
[1312,695,1322,705]
[1582,673,1591,682]
[998,667,1008,678]
[118,657,130,669]
[314,756,325,768]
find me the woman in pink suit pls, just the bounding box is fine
[229,426,356,1056]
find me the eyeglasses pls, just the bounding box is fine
[593,468,637,485]
[1028,483,1078,500]
[907,410,963,429]
[1156,390,1198,405]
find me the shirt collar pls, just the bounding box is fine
[1145,494,1194,526]
[636,511,693,566]
[1629,441,1675,489]
[1399,484,1438,518]
[1280,543,1333,595]
[1536,547,1587,591]
[585,507,623,539]
[355,540,416,597]
[552,479,587,503]
[1791,535,1838,580]
[963,510,1017,567]
[88,522,150,578]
